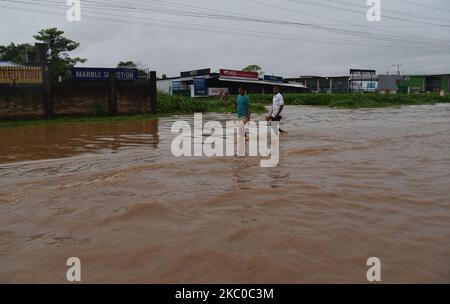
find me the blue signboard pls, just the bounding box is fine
[71,67,138,81]
[193,76,208,97]
[367,82,377,89]
[172,80,190,96]
[172,81,182,91]
[264,75,284,83]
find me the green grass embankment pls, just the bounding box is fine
[1,92,448,128]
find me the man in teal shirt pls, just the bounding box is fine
[236,85,250,124]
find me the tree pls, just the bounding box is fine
[117,60,149,78]
[117,61,137,69]
[33,28,86,79]
[0,42,33,64]
[242,64,264,76]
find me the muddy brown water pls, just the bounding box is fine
[0,105,449,283]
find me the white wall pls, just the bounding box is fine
[156,79,173,94]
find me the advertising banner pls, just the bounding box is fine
[172,81,190,96]
[219,69,258,80]
[71,67,138,81]
[350,81,378,92]
[180,68,210,78]
[208,87,229,96]
[264,75,284,83]
[350,69,376,76]
[193,77,208,97]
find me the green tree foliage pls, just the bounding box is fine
[242,64,264,76]
[0,42,33,64]
[33,28,86,79]
[117,61,137,68]
[117,60,149,78]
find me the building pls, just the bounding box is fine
[157,68,308,97]
[377,75,404,94]
[0,61,23,67]
[157,68,212,96]
[284,76,350,93]
[285,73,427,94]
[398,74,450,94]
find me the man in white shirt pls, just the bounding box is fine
[266,86,285,122]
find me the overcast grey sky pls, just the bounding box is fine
[1,0,449,77]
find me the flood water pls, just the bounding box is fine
[1,104,449,283]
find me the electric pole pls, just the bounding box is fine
[392,64,402,76]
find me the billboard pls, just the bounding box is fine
[193,77,208,97]
[172,80,190,96]
[350,81,378,92]
[208,87,229,96]
[180,68,210,78]
[71,67,138,81]
[219,69,259,80]
[0,67,43,84]
[264,75,283,83]
[350,69,377,93]
[350,69,376,76]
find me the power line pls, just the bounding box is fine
[287,0,450,27]
[332,0,450,23]
[3,0,450,48]
[0,1,421,48]
[395,0,450,13]
[247,0,450,44]
[403,59,450,72]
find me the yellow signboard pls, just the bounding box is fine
[0,67,43,84]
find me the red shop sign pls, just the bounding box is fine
[219,69,259,79]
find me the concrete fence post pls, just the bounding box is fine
[149,71,157,114]
[43,67,53,119]
[108,71,117,116]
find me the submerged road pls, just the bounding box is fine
[1,105,449,283]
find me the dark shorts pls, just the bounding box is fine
[272,115,282,122]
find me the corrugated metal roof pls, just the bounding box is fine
[0,61,23,67]
[218,77,308,89]
[157,75,217,82]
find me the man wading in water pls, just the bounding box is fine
[266,86,286,133]
[235,85,250,124]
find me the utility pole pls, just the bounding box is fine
[392,64,402,76]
